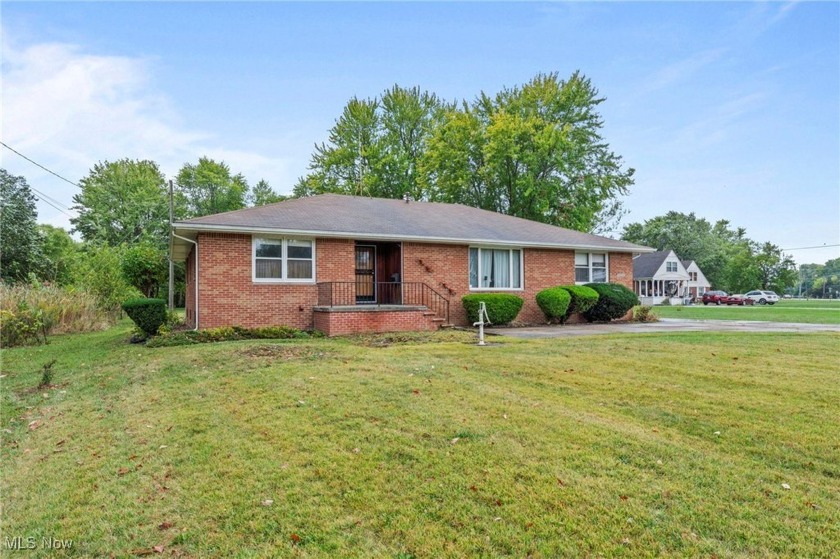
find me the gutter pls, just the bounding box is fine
[172,233,199,331]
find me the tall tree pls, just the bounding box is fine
[294,87,449,199]
[0,169,43,282]
[294,97,383,197]
[177,157,249,217]
[248,179,285,206]
[425,72,634,232]
[72,159,169,246]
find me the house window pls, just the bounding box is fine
[666,261,678,273]
[469,247,522,289]
[575,252,608,283]
[689,271,698,281]
[253,238,315,282]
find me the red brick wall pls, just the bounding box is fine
[191,233,637,329]
[194,233,354,329]
[313,308,436,336]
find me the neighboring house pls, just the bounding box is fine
[682,260,711,300]
[632,250,693,305]
[171,194,652,335]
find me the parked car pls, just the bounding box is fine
[702,290,728,305]
[744,290,780,305]
[723,294,755,306]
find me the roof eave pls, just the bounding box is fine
[171,222,655,254]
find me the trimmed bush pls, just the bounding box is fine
[558,285,599,321]
[583,283,640,322]
[462,294,524,325]
[535,287,571,323]
[122,298,167,336]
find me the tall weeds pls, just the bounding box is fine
[1,284,117,346]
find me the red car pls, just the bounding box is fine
[702,290,728,305]
[723,294,755,306]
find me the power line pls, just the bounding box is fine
[1,141,81,189]
[0,141,78,218]
[781,244,840,251]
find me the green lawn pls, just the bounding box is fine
[652,298,840,324]
[2,323,839,558]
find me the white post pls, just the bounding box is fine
[473,301,491,346]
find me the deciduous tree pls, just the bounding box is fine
[72,159,169,246]
[177,157,248,217]
[0,169,44,282]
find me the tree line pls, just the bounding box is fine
[620,211,803,294]
[1,160,285,305]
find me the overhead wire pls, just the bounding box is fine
[0,141,79,218]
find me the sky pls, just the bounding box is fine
[2,1,838,266]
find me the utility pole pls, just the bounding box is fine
[168,179,175,310]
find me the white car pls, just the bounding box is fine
[745,290,780,305]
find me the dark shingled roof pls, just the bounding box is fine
[171,194,651,258]
[633,250,673,278]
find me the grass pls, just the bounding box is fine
[2,322,839,557]
[652,298,840,324]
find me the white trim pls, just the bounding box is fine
[468,246,524,291]
[172,223,653,254]
[574,251,610,284]
[252,236,316,284]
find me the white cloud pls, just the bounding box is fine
[1,33,294,229]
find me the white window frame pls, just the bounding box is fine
[252,236,316,283]
[574,252,609,284]
[468,246,524,291]
[666,261,678,273]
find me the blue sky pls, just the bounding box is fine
[2,2,838,265]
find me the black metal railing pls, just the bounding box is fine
[316,282,450,324]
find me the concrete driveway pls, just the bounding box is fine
[486,318,840,339]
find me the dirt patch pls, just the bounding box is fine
[351,329,476,348]
[238,345,331,360]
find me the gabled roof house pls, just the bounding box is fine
[632,250,710,305]
[171,194,652,335]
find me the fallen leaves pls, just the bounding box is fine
[290,533,301,544]
[28,420,42,431]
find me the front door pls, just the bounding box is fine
[355,246,376,303]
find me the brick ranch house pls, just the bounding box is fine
[170,195,653,335]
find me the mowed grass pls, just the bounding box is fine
[2,324,839,558]
[653,298,840,324]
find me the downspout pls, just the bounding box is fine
[172,232,199,331]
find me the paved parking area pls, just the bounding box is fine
[486,318,840,339]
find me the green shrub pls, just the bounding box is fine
[535,287,571,323]
[122,298,167,336]
[632,305,659,323]
[558,285,599,321]
[0,308,46,347]
[462,294,524,325]
[39,359,57,388]
[146,325,322,348]
[583,283,640,322]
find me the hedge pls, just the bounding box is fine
[462,294,524,325]
[582,283,640,322]
[535,287,571,323]
[121,298,167,336]
[558,285,600,321]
